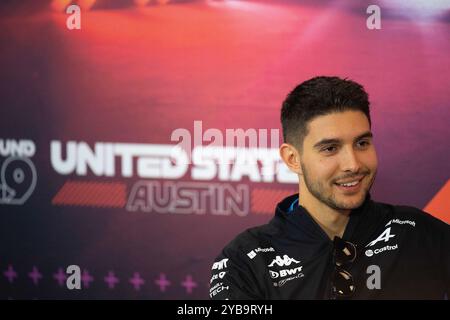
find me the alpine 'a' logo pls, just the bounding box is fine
[366,227,396,247]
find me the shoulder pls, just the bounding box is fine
[221,222,278,257]
[393,204,447,224]
[210,223,276,298]
[381,202,449,234]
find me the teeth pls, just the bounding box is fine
[339,180,359,187]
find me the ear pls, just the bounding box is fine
[279,143,303,175]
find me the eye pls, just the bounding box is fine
[321,145,338,153]
[357,140,371,148]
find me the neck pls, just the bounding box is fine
[298,184,351,240]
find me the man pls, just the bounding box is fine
[209,76,449,299]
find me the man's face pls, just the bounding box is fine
[299,110,378,211]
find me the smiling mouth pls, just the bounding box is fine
[334,176,365,189]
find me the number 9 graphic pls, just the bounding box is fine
[0,157,37,205]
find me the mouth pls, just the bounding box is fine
[334,176,365,193]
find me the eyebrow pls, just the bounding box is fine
[313,131,373,149]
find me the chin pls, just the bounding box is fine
[340,195,366,209]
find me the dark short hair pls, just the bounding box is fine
[281,76,371,149]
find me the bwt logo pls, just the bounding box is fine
[269,266,303,279]
[0,139,37,205]
[212,258,229,271]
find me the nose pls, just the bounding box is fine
[340,146,361,173]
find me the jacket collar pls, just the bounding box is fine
[271,193,388,247]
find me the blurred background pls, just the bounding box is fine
[0,0,449,299]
